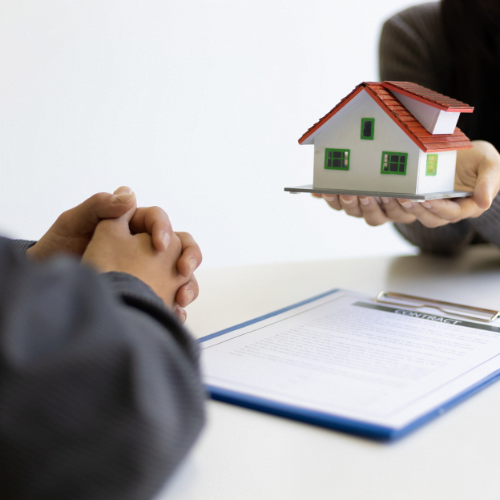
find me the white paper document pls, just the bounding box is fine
[201,290,500,436]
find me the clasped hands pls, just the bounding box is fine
[314,141,500,228]
[26,187,200,323]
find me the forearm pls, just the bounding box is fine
[0,238,205,500]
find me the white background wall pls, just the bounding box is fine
[0,0,425,269]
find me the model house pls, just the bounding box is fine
[289,81,474,199]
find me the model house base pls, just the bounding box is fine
[287,81,474,201]
[284,184,472,201]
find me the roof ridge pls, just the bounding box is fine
[298,81,473,152]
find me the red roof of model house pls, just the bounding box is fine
[382,81,474,112]
[298,82,474,153]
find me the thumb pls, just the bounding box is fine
[98,200,139,236]
[474,167,498,210]
[474,178,493,210]
[110,186,137,225]
[110,186,136,207]
[84,187,138,240]
[92,204,138,240]
[65,186,137,236]
[473,145,500,210]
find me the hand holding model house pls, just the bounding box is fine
[286,81,500,228]
[315,140,500,228]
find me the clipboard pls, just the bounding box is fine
[200,288,500,441]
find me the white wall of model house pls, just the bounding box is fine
[416,150,456,194]
[311,89,420,194]
[311,89,458,195]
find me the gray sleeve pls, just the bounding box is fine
[0,237,205,500]
[11,239,37,253]
[379,3,500,253]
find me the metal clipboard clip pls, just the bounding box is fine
[375,291,500,323]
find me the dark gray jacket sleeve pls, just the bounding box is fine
[379,3,500,254]
[0,237,205,500]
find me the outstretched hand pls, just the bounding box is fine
[314,140,500,228]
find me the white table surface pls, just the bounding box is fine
[158,246,500,500]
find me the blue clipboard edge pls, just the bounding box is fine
[206,385,394,440]
[198,288,341,343]
[199,288,500,441]
[206,367,500,442]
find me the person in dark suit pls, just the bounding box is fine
[0,186,205,500]
[315,0,500,255]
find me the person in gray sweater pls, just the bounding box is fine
[317,0,500,255]
[0,187,205,500]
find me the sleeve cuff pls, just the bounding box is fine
[11,240,37,254]
[102,271,168,311]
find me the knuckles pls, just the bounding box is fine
[149,205,169,219]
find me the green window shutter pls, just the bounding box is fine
[360,118,375,140]
[324,149,350,170]
[426,154,438,176]
[381,151,408,175]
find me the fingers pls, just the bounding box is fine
[315,191,468,228]
[378,197,417,224]
[176,232,202,277]
[130,206,174,252]
[357,197,390,226]
[338,195,365,217]
[322,194,342,211]
[317,193,413,225]
[175,275,199,308]
[313,186,488,228]
[174,305,187,324]
[366,197,456,228]
[174,275,200,323]
[338,195,390,224]
[311,193,343,210]
[394,198,463,227]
